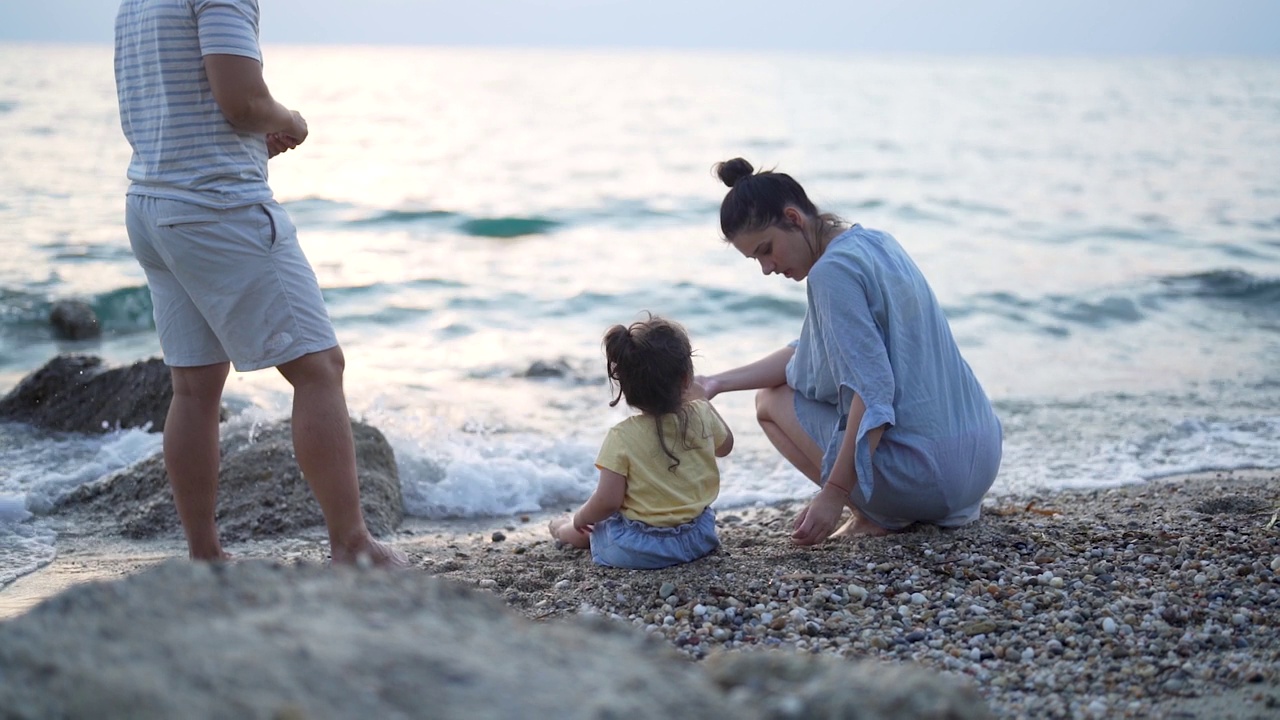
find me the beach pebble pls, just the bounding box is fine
[1271,557,1280,573]
[1102,618,1118,635]
[659,582,676,598]
[910,592,927,605]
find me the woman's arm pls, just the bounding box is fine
[695,345,796,400]
[572,468,627,531]
[791,393,886,545]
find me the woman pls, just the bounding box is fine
[697,158,1002,546]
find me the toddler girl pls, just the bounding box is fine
[549,316,733,569]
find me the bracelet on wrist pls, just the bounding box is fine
[822,481,852,496]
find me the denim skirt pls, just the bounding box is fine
[589,507,719,569]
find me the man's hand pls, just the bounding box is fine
[283,109,308,146]
[266,133,293,158]
[266,112,307,158]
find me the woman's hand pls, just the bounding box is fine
[691,374,722,401]
[791,484,848,545]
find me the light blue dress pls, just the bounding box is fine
[786,225,1003,529]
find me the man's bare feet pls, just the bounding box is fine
[331,536,410,569]
[190,549,234,562]
[830,511,893,538]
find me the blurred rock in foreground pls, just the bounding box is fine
[0,560,991,720]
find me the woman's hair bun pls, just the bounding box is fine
[715,158,754,188]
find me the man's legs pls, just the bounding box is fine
[277,346,407,567]
[166,362,232,560]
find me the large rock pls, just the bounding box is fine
[0,355,171,433]
[56,418,403,540]
[0,561,991,720]
[48,299,101,340]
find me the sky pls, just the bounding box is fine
[1,0,1279,55]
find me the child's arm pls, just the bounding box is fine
[573,468,627,532]
[706,401,734,457]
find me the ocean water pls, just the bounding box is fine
[1,44,1278,584]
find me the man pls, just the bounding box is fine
[115,0,407,567]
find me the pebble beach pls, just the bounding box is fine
[418,469,1280,719]
[2,469,1277,719]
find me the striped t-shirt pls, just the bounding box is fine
[114,0,273,208]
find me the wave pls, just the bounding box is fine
[1159,269,1280,305]
[93,286,156,332]
[283,195,706,237]
[0,287,155,339]
[0,100,16,114]
[949,268,1280,335]
[457,217,560,238]
[349,209,457,226]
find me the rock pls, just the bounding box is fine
[522,358,573,378]
[0,355,171,433]
[55,418,403,540]
[703,651,992,720]
[48,299,101,340]
[0,560,746,720]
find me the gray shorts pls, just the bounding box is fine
[125,195,338,371]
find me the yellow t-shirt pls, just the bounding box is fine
[594,399,729,527]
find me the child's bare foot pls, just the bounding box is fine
[331,536,410,569]
[548,516,567,539]
[548,515,590,549]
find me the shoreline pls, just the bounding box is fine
[2,469,1278,718]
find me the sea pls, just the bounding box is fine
[1,44,1277,585]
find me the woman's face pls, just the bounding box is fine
[728,208,818,282]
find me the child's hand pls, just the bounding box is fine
[572,513,593,534]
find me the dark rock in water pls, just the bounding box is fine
[48,299,101,340]
[522,358,573,378]
[521,358,601,387]
[0,561,991,720]
[56,418,403,540]
[0,355,171,433]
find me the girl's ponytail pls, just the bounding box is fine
[601,315,696,471]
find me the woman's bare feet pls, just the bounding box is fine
[830,509,893,538]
